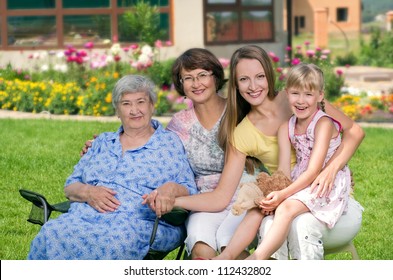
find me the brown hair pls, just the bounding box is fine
[218,45,276,173]
[171,48,227,96]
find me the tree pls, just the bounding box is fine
[119,0,165,45]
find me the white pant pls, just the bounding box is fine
[258,197,364,259]
[184,171,258,255]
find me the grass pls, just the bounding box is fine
[292,31,369,59]
[0,118,392,260]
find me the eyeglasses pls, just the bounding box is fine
[180,71,213,86]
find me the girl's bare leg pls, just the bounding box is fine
[214,208,264,260]
[247,200,308,260]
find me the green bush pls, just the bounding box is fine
[359,28,393,68]
[335,52,358,66]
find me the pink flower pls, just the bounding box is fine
[155,40,162,48]
[130,44,139,50]
[165,40,172,46]
[291,58,301,65]
[272,56,280,63]
[279,74,286,81]
[276,67,283,73]
[304,41,310,46]
[306,50,315,57]
[75,56,84,64]
[77,50,87,57]
[84,42,94,49]
[336,69,343,76]
[285,46,292,51]
[166,93,176,102]
[219,58,230,69]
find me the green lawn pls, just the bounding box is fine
[0,118,392,260]
[292,31,368,59]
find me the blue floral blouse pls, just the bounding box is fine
[28,120,197,260]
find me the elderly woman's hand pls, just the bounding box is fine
[86,186,121,213]
[142,182,177,217]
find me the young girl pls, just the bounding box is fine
[214,62,352,260]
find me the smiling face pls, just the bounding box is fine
[180,68,216,105]
[117,91,154,131]
[286,87,324,121]
[235,58,269,106]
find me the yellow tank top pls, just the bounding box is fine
[233,116,296,173]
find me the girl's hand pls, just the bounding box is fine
[259,191,285,211]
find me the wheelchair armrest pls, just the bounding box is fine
[19,188,69,225]
[52,201,71,213]
[161,207,189,226]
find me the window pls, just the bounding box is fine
[8,16,57,46]
[204,0,274,45]
[0,0,172,50]
[63,0,110,8]
[336,8,348,22]
[299,16,305,28]
[63,15,111,46]
[7,0,55,9]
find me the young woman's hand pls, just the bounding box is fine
[310,164,338,197]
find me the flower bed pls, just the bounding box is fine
[1,40,392,121]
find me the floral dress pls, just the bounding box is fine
[27,120,197,260]
[167,107,224,195]
[288,110,351,228]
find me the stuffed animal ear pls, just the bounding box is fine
[232,182,263,216]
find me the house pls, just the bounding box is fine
[0,0,288,68]
[287,0,362,36]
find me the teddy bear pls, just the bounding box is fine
[232,170,292,216]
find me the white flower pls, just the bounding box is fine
[141,45,153,56]
[56,51,65,59]
[54,64,68,73]
[40,64,49,72]
[138,53,150,64]
[110,43,121,55]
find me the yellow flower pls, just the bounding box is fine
[105,92,112,103]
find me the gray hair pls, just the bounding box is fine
[112,75,157,109]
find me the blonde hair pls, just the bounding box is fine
[218,45,276,173]
[286,63,324,92]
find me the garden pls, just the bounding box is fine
[1,29,392,121]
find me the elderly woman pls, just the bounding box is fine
[27,75,197,260]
